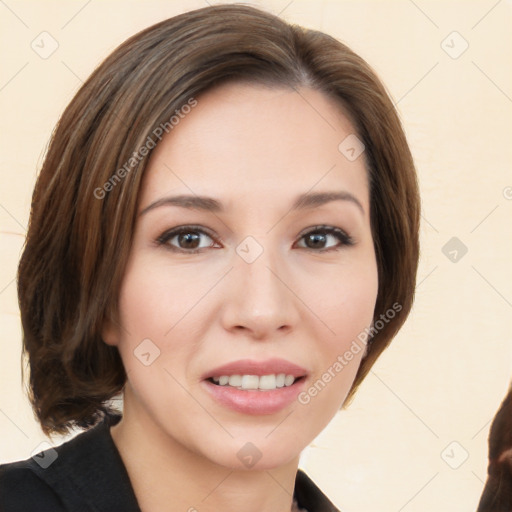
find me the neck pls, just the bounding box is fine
[110,388,300,512]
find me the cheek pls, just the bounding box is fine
[315,258,379,341]
[116,257,198,340]
[112,265,171,378]
[113,268,191,414]
[299,296,376,420]
[304,258,378,400]
[113,259,208,384]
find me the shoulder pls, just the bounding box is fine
[294,469,341,512]
[0,413,139,512]
[0,460,66,512]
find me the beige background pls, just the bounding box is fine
[1,1,511,511]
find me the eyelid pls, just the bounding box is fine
[294,225,354,250]
[155,224,354,253]
[155,224,222,252]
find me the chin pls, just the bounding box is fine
[198,428,310,472]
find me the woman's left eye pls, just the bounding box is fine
[156,225,354,254]
[295,226,354,252]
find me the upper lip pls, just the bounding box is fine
[202,358,308,379]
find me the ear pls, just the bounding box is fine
[361,322,375,359]
[101,313,121,347]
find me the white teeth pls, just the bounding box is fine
[211,373,298,391]
[258,374,276,390]
[228,375,242,387]
[241,375,259,390]
[276,374,286,388]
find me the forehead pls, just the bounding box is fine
[140,82,369,214]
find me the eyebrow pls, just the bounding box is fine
[139,191,365,216]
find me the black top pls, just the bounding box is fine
[0,413,340,512]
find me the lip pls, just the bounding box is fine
[200,358,308,415]
[201,358,308,380]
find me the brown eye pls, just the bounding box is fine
[156,226,218,253]
[176,232,201,249]
[296,226,354,252]
[156,224,353,254]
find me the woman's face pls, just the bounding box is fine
[103,82,378,470]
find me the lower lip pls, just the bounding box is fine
[201,378,306,415]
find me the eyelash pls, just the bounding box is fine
[155,224,354,254]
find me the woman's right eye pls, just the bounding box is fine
[156,226,220,253]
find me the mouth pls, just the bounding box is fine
[201,359,308,414]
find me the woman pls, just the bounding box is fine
[0,4,420,511]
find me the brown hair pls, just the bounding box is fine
[17,4,420,436]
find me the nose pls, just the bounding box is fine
[220,239,300,340]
